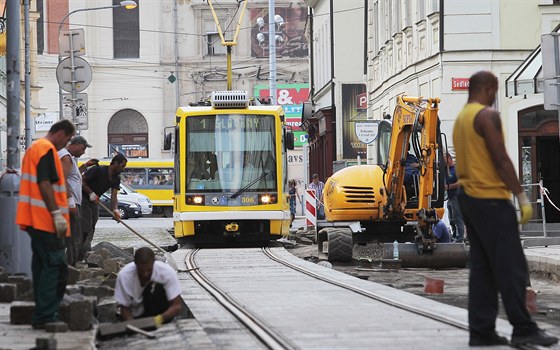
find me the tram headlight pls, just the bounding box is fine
[259,194,277,205]
[187,195,205,205]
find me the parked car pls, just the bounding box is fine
[104,183,153,215]
[98,194,142,220]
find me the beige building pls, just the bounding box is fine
[366,0,559,222]
[34,0,308,160]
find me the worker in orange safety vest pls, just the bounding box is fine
[16,119,75,329]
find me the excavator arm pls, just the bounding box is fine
[381,96,441,221]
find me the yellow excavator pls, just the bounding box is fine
[317,96,467,268]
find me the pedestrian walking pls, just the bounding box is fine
[58,136,98,266]
[453,71,557,347]
[16,119,75,329]
[80,153,127,259]
[308,174,325,220]
[288,179,297,226]
[114,247,182,325]
[444,152,466,243]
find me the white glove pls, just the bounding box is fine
[68,197,76,208]
[51,209,67,238]
[89,192,99,202]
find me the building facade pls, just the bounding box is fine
[366,0,559,222]
[36,0,309,164]
[303,0,366,181]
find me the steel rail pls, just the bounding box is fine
[184,249,297,350]
[262,247,539,350]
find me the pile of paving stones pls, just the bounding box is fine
[0,242,142,332]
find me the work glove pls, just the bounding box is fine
[113,209,121,221]
[51,209,67,238]
[89,192,99,203]
[153,314,164,328]
[517,191,533,225]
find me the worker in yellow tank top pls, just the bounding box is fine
[16,119,75,329]
[453,71,557,347]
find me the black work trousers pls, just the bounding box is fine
[458,192,537,337]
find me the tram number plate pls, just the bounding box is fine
[239,195,257,206]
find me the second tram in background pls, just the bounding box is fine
[164,90,295,246]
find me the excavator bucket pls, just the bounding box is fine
[383,242,468,268]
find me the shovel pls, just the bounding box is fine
[98,201,179,271]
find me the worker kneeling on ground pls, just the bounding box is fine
[114,247,182,326]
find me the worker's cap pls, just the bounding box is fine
[69,135,92,148]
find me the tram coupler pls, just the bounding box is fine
[224,222,240,238]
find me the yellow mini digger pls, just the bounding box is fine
[317,96,467,268]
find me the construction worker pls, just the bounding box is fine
[16,119,75,329]
[114,247,182,326]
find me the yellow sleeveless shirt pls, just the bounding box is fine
[453,103,510,199]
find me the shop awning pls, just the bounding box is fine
[506,46,543,98]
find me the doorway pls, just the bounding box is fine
[537,136,560,223]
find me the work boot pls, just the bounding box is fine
[511,329,558,347]
[469,332,509,347]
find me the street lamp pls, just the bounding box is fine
[255,10,285,105]
[57,0,138,127]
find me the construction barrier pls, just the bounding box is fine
[305,189,317,228]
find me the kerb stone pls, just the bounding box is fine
[10,301,35,324]
[0,283,17,302]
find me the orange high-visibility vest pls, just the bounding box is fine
[16,138,70,236]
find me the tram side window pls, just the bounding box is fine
[148,168,174,186]
[121,169,147,186]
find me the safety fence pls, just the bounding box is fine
[519,181,560,238]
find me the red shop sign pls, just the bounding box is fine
[452,78,470,91]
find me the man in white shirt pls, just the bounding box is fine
[114,247,182,326]
[58,136,97,265]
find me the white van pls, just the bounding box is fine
[105,183,153,215]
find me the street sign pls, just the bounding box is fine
[62,93,88,130]
[35,112,58,132]
[56,57,92,92]
[58,29,86,57]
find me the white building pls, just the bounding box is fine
[36,0,309,161]
[367,0,560,223]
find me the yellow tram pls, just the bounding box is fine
[165,91,294,245]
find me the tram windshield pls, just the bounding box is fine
[185,114,277,193]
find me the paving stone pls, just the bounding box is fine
[59,295,94,331]
[8,275,32,296]
[97,317,156,340]
[89,267,105,278]
[93,242,134,264]
[65,284,81,295]
[35,337,57,350]
[0,272,9,282]
[96,247,110,259]
[44,321,68,333]
[86,253,104,268]
[102,258,121,274]
[101,277,117,289]
[0,283,17,302]
[67,265,80,285]
[10,301,35,324]
[80,285,114,299]
[79,268,93,281]
[97,297,117,323]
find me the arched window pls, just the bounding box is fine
[108,109,149,158]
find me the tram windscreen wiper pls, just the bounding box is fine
[229,170,269,200]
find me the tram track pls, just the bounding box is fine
[185,248,297,350]
[184,247,542,350]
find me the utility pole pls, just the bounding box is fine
[1,0,32,277]
[268,0,276,105]
[24,0,31,148]
[6,0,21,167]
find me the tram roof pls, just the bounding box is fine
[176,105,285,115]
